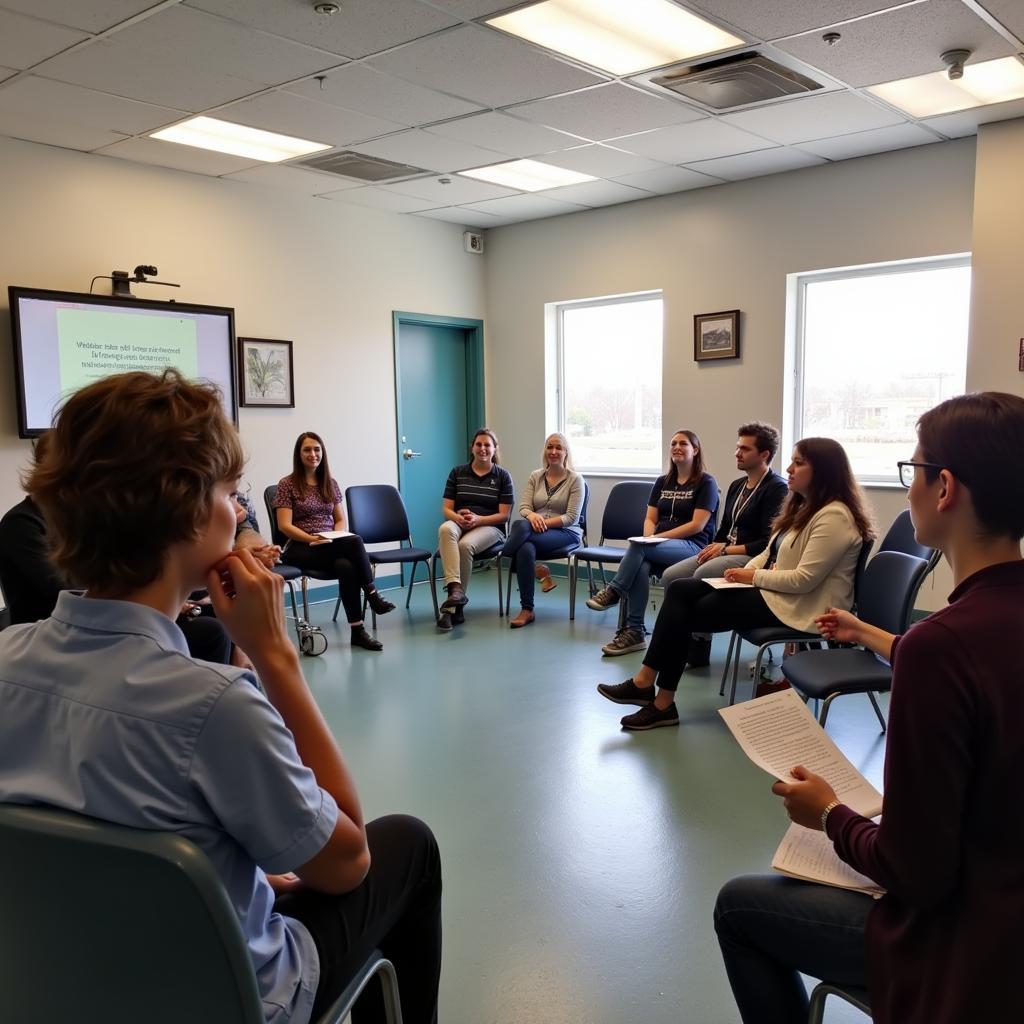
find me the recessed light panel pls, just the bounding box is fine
[150,116,331,163]
[868,56,1024,118]
[459,159,596,191]
[486,0,743,76]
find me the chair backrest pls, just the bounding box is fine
[878,508,934,562]
[346,484,411,547]
[852,537,873,608]
[577,479,591,543]
[599,480,651,543]
[857,550,933,635]
[264,484,288,547]
[0,802,264,1024]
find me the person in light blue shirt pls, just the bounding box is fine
[0,369,441,1024]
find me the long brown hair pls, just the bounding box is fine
[772,437,874,541]
[471,427,500,466]
[665,429,707,488]
[290,431,334,502]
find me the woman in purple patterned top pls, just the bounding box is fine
[275,432,394,651]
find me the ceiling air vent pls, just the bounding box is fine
[651,51,823,110]
[296,150,428,182]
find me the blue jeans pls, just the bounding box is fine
[714,874,871,1024]
[502,518,580,609]
[609,538,702,630]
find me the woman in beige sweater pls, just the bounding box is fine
[596,438,874,731]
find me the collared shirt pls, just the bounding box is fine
[443,462,515,520]
[0,592,338,1024]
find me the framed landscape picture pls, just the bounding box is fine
[238,337,294,407]
[694,310,740,362]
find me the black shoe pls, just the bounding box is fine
[451,605,465,625]
[436,610,453,632]
[366,589,396,615]
[351,625,383,651]
[686,635,712,668]
[446,583,468,607]
[620,703,679,731]
[596,678,655,706]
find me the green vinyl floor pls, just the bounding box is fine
[296,569,884,1024]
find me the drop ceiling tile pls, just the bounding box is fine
[425,111,581,157]
[542,179,653,207]
[386,173,517,203]
[924,96,1024,139]
[409,206,506,229]
[38,6,338,111]
[975,0,1024,41]
[611,119,772,163]
[540,144,666,177]
[0,76,184,134]
[463,192,588,221]
[686,146,825,180]
[419,0,524,18]
[367,23,605,107]
[96,135,261,175]
[0,2,159,34]
[351,127,507,172]
[721,91,904,145]
[776,0,1016,88]
[216,91,403,147]
[612,165,724,193]
[508,83,704,142]
[222,163,364,193]
[0,9,87,70]
[284,65,481,127]
[185,0,458,60]
[319,186,441,212]
[685,1,910,41]
[0,109,127,150]
[798,122,940,159]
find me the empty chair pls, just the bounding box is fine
[0,802,402,1024]
[568,480,651,619]
[877,506,934,561]
[345,484,431,625]
[784,549,938,731]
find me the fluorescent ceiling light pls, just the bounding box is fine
[868,56,1024,118]
[486,0,743,76]
[150,116,331,163]
[459,159,596,191]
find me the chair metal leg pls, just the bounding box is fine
[404,561,422,609]
[331,592,343,623]
[720,630,737,696]
[807,981,870,1024]
[429,554,440,618]
[727,634,744,705]
[504,556,513,617]
[569,556,578,620]
[283,579,302,646]
[866,691,887,733]
[316,951,404,1024]
[301,576,311,622]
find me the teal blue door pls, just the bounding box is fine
[394,314,485,560]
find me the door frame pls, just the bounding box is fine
[392,311,485,494]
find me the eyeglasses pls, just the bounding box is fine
[896,460,943,488]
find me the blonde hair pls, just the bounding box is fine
[540,432,574,471]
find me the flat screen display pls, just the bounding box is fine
[8,286,237,438]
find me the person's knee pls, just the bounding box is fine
[438,521,460,543]
[368,814,442,883]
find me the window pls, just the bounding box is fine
[555,292,663,473]
[793,256,970,484]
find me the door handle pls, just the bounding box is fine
[403,448,423,459]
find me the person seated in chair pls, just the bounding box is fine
[0,370,442,1024]
[658,422,788,668]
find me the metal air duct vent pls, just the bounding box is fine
[297,150,428,182]
[650,51,824,110]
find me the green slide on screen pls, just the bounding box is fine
[57,309,199,390]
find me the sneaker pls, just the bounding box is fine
[601,627,647,656]
[686,635,712,668]
[436,609,453,632]
[620,703,679,731]
[596,678,655,706]
[586,586,620,611]
[350,625,383,651]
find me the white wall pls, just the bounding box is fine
[0,135,486,551]
[483,137,982,609]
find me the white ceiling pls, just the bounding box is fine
[0,0,1022,227]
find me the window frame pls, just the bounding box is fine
[791,254,971,487]
[554,290,664,476]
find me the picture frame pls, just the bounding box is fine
[238,337,294,408]
[694,310,740,362]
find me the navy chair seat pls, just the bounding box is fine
[784,648,892,698]
[364,545,433,565]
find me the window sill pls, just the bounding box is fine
[576,470,659,480]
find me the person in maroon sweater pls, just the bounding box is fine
[714,391,1024,1024]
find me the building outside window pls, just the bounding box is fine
[793,256,971,484]
[555,292,663,473]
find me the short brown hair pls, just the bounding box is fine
[28,370,244,594]
[738,422,780,462]
[917,392,1024,539]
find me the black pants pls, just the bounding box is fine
[643,578,785,691]
[178,614,232,665]
[276,815,442,1024]
[283,536,375,624]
